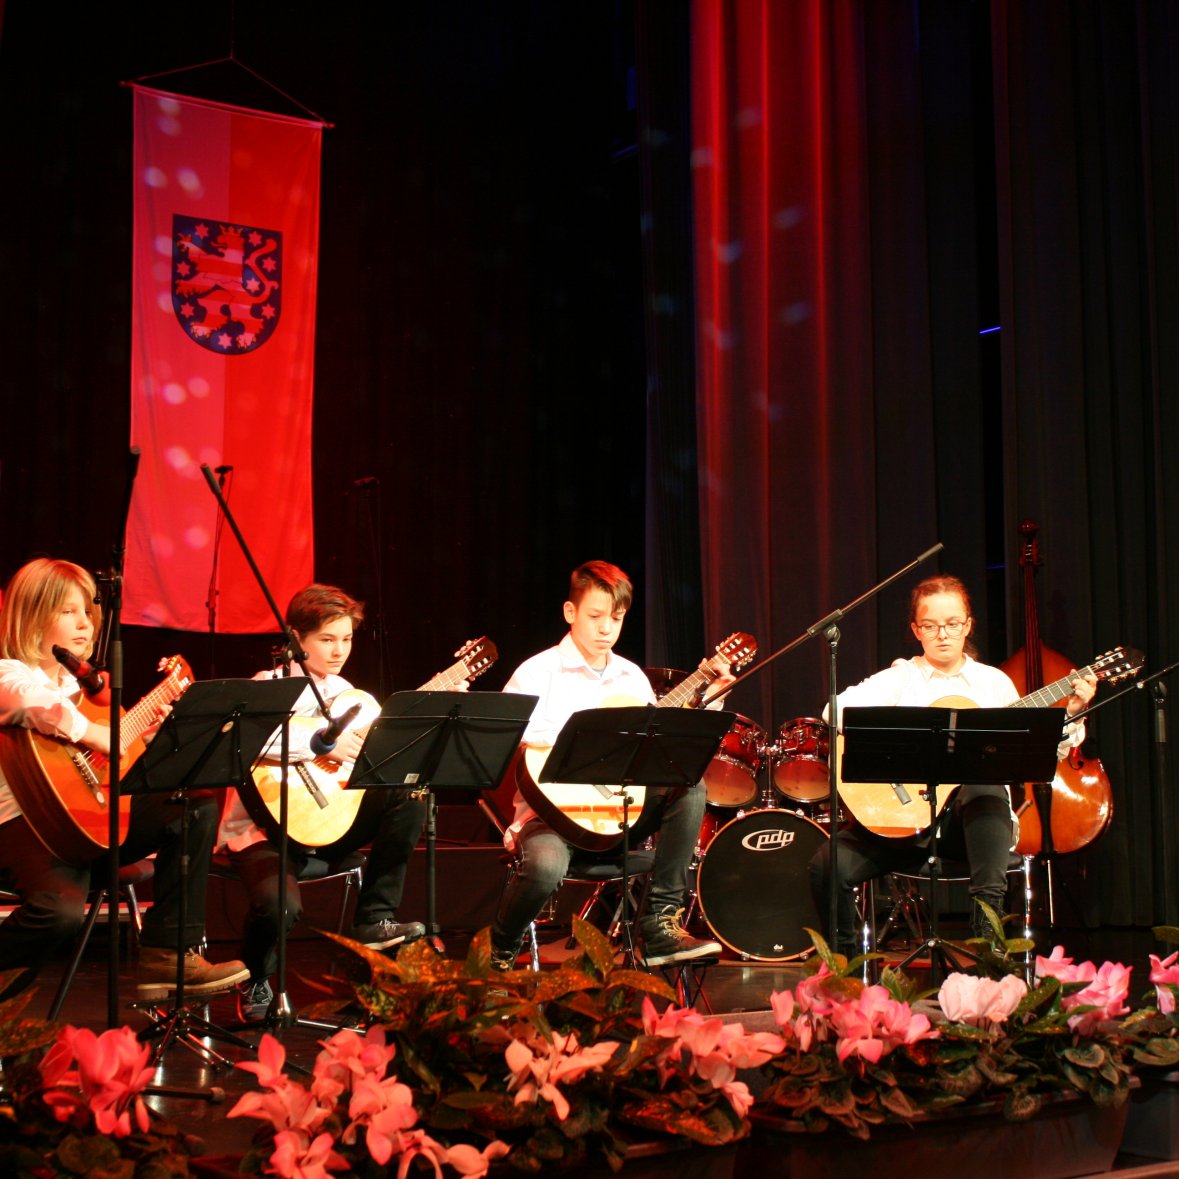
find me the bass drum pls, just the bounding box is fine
[696,810,827,961]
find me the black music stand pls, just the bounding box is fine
[541,705,733,964]
[121,677,307,1074]
[841,705,1064,980]
[346,691,537,951]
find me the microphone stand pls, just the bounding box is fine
[700,542,945,956]
[200,464,331,1028]
[1066,660,1179,926]
[93,447,140,1029]
[204,465,233,677]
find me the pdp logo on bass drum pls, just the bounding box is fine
[740,826,796,852]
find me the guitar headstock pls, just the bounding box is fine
[456,637,498,681]
[157,655,195,691]
[1089,646,1145,687]
[710,632,757,676]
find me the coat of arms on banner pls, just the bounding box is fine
[171,214,283,353]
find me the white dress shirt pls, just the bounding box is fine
[0,660,89,827]
[501,633,656,847]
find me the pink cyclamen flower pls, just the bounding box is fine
[39,1025,154,1138]
[505,1031,619,1121]
[1150,951,1179,1015]
[353,1078,420,1166]
[443,1140,513,1177]
[829,986,936,1064]
[269,1128,350,1179]
[1035,945,1097,985]
[238,1031,292,1090]
[1063,960,1133,1034]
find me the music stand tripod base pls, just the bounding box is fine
[121,677,307,1082]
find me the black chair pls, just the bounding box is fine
[207,848,367,940]
[0,858,157,1020]
[478,799,655,970]
[867,853,1033,978]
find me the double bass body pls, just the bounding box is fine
[1000,520,1113,856]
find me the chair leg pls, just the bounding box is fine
[124,884,144,945]
[1018,857,1035,984]
[48,890,106,1021]
[335,868,360,935]
[876,875,927,949]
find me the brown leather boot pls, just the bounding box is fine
[136,947,250,1001]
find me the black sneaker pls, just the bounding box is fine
[349,919,426,950]
[237,977,274,1023]
[639,906,721,966]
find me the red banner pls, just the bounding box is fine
[126,86,321,632]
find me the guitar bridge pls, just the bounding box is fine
[70,750,105,805]
[295,762,330,810]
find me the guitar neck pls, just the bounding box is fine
[1013,664,1093,710]
[120,677,178,744]
[659,667,714,709]
[419,659,469,692]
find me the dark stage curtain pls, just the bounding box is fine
[677,0,1178,925]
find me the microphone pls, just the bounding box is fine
[352,476,378,489]
[309,701,363,757]
[51,645,108,699]
[214,464,234,476]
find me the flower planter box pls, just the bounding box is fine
[191,1141,739,1179]
[191,1158,240,1179]
[742,1092,1129,1179]
[1121,1070,1179,1160]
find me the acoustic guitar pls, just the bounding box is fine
[515,632,758,852]
[834,645,1144,839]
[243,637,497,851]
[0,655,195,864]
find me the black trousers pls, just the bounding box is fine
[229,786,426,980]
[0,790,220,994]
[808,784,1015,954]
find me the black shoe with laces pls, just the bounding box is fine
[237,977,274,1023]
[349,919,426,950]
[639,906,721,967]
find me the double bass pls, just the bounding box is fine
[1001,520,1113,855]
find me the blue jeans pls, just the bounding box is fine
[492,781,706,951]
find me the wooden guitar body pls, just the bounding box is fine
[0,656,194,864]
[246,689,381,850]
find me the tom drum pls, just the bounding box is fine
[702,715,766,807]
[696,809,827,960]
[772,717,831,803]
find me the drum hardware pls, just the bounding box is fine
[702,714,766,807]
